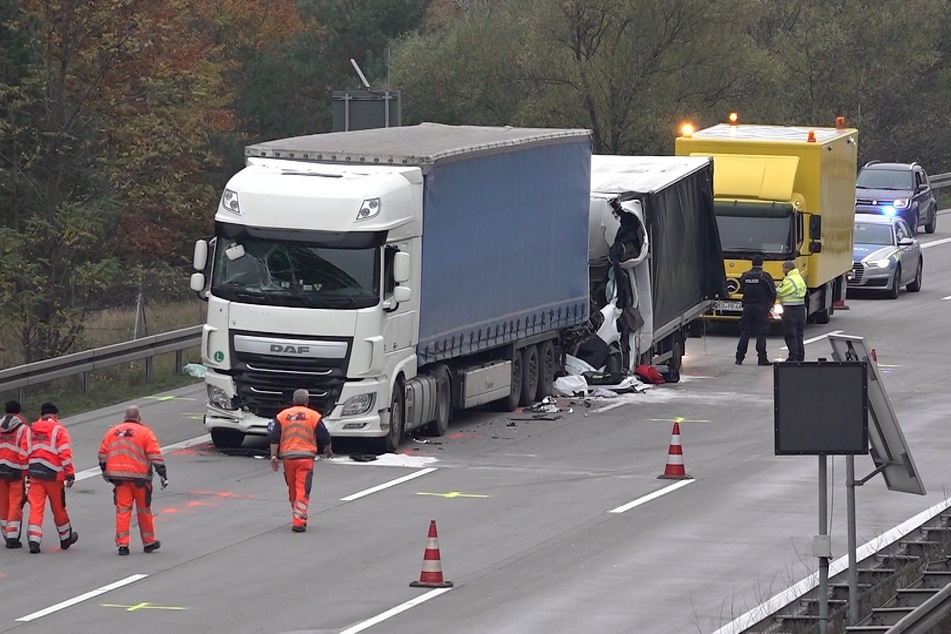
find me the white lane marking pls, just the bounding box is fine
[592,402,625,414]
[942,295,951,301]
[340,587,452,634]
[709,494,951,634]
[778,329,842,352]
[920,236,951,249]
[74,434,211,482]
[340,467,438,502]
[608,479,695,514]
[16,574,148,622]
[330,453,439,469]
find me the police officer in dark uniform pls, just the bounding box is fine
[735,255,776,365]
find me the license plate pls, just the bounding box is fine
[713,300,743,312]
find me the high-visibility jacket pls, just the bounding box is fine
[28,415,75,482]
[0,414,29,479]
[271,406,327,459]
[777,268,807,306]
[98,420,167,482]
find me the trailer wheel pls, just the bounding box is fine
[423,364,452,437]
[211,428,245,450]
[535,340,555,401]
[520,344,539,407]
[377,382,404,453]
[670,333,684,373]
[498,348,523,412]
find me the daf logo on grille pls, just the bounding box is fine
[726,278,740,294]
[270,344,311,354]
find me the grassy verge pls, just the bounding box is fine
[2,300,206,420]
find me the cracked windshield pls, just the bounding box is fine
[211,232,379,309]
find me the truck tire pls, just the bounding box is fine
[423,364,452,437]
[669,333,684,373]
[535,340,555,401]
[377,382,405,453]
[498,348,523,412]
[211,428,245,450]
[520,345,539,407]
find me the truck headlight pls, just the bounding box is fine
[341,393,374,416]
[207,385,235,410]
[221,188,241,215]
[892,198,910,209]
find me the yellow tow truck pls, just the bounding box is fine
[675,116,858,324]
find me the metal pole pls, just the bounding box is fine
[819,455,829,634]
[384,91,390,128]
[847,455,859,625]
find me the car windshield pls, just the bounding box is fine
[854,222,894,246]
[856,168,913,190]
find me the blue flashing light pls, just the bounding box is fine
[881,205,897,217]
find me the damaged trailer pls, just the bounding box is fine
[584,156,728,373]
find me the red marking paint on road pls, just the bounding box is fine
[448,432,480,439]
[169,443,216,456]
[185,490,254,499]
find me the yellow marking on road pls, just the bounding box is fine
[145,395,195,402]
[416,491,490,499]
[184,413,205,420]
[101,602,187,612]
[649,417,710,424]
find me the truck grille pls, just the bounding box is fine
[231,333,351,418]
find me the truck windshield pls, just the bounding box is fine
[210,227,381,309]
[714,202,795,257]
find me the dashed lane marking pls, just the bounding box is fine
[608,479,695,514]
[340,467,438,502]
[339,588,452,634]
[101,602,187,612]
[416,491,489,499]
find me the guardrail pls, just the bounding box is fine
[0,325,202,402]
[932,172,951,190]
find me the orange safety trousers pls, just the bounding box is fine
[113,480,156,548]
[27,479,73,545]
[0,477,26,541]
[282,458,314,529]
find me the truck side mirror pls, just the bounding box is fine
[393,251,410,284]
[809,241,823,253]
[193,239,209,270]
[189,272,206,292]
[393,286,412,303]
[809,215,822,240]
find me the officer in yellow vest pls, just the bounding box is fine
[777,260,807,362]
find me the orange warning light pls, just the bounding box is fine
[680,123,695,137]
[835,116,846,130]
[807,130,817,143]
[728,112,738,125]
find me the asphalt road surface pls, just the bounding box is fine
[2,215,950,634]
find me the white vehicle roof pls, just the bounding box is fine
[246,123,591,170]
[854,213,901,225]
[590,155,711,195]
[691,123,852,143]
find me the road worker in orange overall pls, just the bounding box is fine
[269,389,332,532]
[0,400,30,548]
[26,403,78,554]
[98,405,167,556]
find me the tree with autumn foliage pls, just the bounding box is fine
[0,0,232,362]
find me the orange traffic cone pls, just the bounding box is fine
[833,299,849,310]
[410,520,453,588]
[658,422,692,480]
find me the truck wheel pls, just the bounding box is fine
[814,304,832,325]
[211,428,245,449]
[423,364,452,437]
[377,382,404,453]
[535,340,555,401]
[498,348,523,412]
[669,334,684,373]
[520,345,539,407]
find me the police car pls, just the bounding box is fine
[848,214,922,298]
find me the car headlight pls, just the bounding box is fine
[872,258,892,269]
[207,385,235,410]
[341,393,374,416]
[892,198,910,209]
